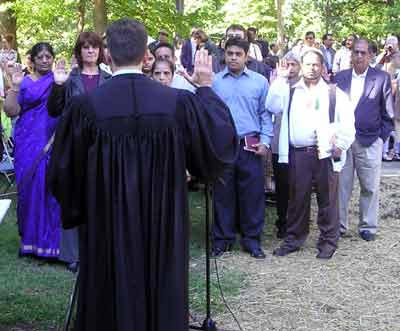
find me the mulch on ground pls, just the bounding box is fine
[211,177,400,331]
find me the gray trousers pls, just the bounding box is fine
[339,138,383,234]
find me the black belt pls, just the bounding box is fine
[290,145,318,152]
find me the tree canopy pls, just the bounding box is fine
[0,0,399,57]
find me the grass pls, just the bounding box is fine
[0,185,276,331]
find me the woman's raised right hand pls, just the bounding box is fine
[11,63,24,88]
[54,59,70,85]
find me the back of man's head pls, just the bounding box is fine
[106,18,148,66]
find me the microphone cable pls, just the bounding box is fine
[213,258,244,331]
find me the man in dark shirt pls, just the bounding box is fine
[212,24,272,81]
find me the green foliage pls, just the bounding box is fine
[286,0,399,44]
[13,0,81,58]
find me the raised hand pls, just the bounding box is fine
[191,49,213,87]
[53,59,70,85]
[11,63,24,88]
[276,58,289,78]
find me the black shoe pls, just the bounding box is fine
[247,247,266,259]
[67,262,79,273]
[276,227,286,239]
[210,244,232,258]
[316,248,335,259]
[359,231,375,241]
[273,245,299,257]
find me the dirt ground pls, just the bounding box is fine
[212,176,400,331]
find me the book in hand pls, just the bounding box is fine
[315,123,337,160]
[244,135,260,153]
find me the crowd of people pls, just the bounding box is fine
[0,18,398,331]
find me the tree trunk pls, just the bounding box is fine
[0,0,17,49]
[93,0,107,36]
[77,0,86,33]
[275,0,285,44]
[176,0,184,13]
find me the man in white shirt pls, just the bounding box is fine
[332,34,357,74]
[273,48,355,259]
[247,27,263,61]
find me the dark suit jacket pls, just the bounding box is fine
[180,39,193,73]
[335,66,394,147]
[320,46,336,72]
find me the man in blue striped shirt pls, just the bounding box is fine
[211,37,272,259]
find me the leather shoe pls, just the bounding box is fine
[316,248,335,259]
[359,231,375,241]
[246,247,266,259]
[276,227,286,239]
[67,262,79,273]
[273,245,299,257]
[210,244,232,258]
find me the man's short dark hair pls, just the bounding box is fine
[248,27,257,33]
[270,42,277,50]
[225,37,250,54]
[106,18,147,66]
[305,31,315,38]
[154,42,175,57]
[322,33,333,42]
[225,24,246,37]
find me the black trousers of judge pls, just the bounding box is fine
[283,146,339,251]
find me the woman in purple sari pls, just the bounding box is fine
[4,42,60,258]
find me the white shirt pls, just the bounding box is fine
[248,43,263,61]
[289,78,330,147]
[278,77,355,172]
[332,47,352,73]
[191,38,197,64]
[112,68,143,76]
[171,74,196,93]
[350,67,368,112]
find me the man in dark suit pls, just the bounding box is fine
[48,18,238,331]
[335,38,394,241]
[180,27,198,74]
[320,33,336,79]
[212,24,273,81]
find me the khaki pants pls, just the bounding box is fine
[339,138,383,234]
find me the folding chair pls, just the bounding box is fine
[0,131,16,197]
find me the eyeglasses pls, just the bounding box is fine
[353,50,368,56]
[306,36,314,40]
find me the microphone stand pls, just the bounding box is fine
[189,183,219,331]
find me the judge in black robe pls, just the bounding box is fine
[48,18,238,331]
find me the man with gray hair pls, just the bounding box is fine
[336,38,394,241]
[273,48,355,259]
[265,51,301,238]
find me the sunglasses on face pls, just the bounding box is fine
[353,50,367,56]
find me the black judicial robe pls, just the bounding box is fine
[48,73,238,331]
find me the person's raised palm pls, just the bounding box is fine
[11,63,24,87]
[191,49,213,87]
[54,59,69,85]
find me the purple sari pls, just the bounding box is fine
[15,72,61,258]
